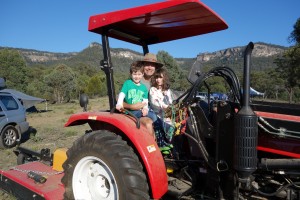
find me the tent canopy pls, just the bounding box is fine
[0,89,46,109]
[240,87,264,97]
[250,87,264,97]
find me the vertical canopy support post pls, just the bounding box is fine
[101,32,116,109]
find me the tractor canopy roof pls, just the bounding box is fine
[88,0,228,46]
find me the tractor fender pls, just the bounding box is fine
[65,111,168,199]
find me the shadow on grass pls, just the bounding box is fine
[27,109,53,114]
[20,126,37,144]
[38,109,53,113]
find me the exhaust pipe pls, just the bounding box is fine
[234,42,258,181]
[259,158,300,170]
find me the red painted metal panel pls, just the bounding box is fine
[258,132,300,158]
[254,110,300,158]
[256,111,300,123]
[257,146,300,158]
[1,162,64,200]
[65,112,168,198]
[88,0,228,45]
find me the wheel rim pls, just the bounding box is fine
[72,156,118,200]
[4,128,17,146]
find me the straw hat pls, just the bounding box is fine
[138,53,163,68]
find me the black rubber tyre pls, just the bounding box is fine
[0,125,18,149]
[61,130,150,200]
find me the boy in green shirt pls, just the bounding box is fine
[116,61,157,138]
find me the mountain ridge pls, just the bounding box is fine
[196,42,286,62]
[0,42,286,72]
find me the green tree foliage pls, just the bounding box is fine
[287,17,300,83]
[265,69,286,100]
[114,71,129,93]
[85,73,107,97]
[73,62,99,77]
[75,73,90,97]
[274,18,300,103]
[44,64,76,103]
[1,37,299,103]
[275,47,300,103]
[67,45,102,68]
[0,49,28,91]
[25,65,50,98]
[288,17,300,44]
[249,70,285,100]
[157,50,190,91]
[199,77,229,94]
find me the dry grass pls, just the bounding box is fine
[0,96,110,199]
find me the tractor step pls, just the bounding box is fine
[0,161,64,200]
[166,176,192,199]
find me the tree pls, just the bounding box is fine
[85,73,107,97]
[0,49,28,91]
[44,64,76,103]
[263,69,285,100]
[288,17,300,44]
[74,73,90,97]
[157,51,189,91]
[288,17,300,82]
[274,17,300,103]
[274,48,300,103]
[73,62,99,77]
[202,77,228,93]
[25,65,50,98]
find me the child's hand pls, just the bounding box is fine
[131,102,147,110]
[116,104,123,111]
[142,108,148,116]
[162,104,168,109]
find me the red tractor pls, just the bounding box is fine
[1,1,300,199]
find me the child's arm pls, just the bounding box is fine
[151,88,170,108]
[164,89,173,105]
[123,102,146,110]
[141,98,149,116]
[142,98,149,110]
[116,92,125,111]
[149,87,164,109]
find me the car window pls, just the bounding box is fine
[0,95,19,110]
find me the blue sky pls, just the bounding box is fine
[1,0,299,58]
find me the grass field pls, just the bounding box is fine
[0,96,110,199]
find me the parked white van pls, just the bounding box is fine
[0,92,29,148]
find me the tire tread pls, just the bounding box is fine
[62,130,150,200]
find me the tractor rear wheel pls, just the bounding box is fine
[61,130,150,200]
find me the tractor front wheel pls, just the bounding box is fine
[61,130,150,200]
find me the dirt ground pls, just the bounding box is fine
[0,97,109,199]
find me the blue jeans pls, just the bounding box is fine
[130,110,157,122]
[156,118,174,142]
[154,118,175,147]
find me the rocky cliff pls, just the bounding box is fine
[196,42,286,62]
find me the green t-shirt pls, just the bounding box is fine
[121,79,148,105]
